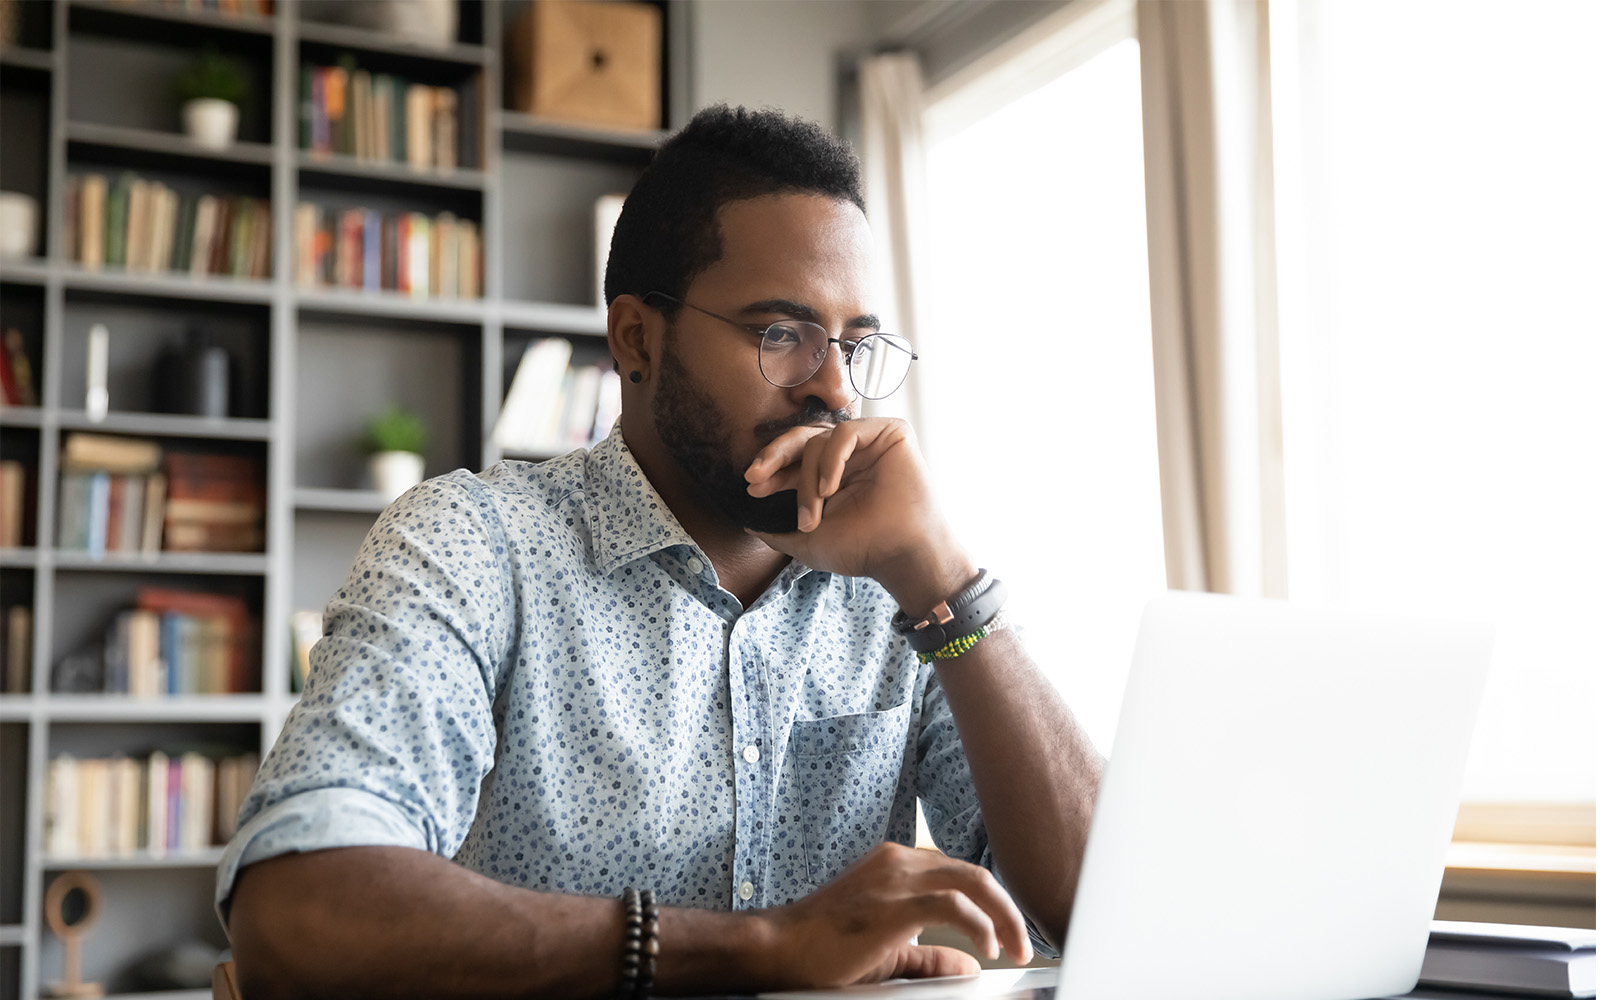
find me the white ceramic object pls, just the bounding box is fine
[182,98,239,149]
[0,191,39,259]
[369,450,425,502]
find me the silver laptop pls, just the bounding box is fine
[764,591,1493,1000]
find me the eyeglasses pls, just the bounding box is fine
[644,292,918,400]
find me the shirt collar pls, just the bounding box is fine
[583,425,849,601]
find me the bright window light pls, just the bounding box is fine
[921,38,1164,753]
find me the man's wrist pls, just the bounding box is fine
[878,543,978,621]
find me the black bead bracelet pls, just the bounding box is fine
[618,887,658,1000]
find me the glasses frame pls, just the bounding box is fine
[642,291,918,400]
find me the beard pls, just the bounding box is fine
[652,327,851,535]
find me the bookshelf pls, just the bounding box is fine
[0,2,682,996]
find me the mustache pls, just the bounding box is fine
[753,401,854,443]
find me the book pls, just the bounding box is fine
[1421,921,1596,998]
[0,459,25,546]
[3,604,30,693]
[4,327,37,406]
[62,433,162,474]
[290,608,322,693]
[79,174,107,269]
[494,338,574,453]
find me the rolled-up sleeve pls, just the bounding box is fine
[215,474,515,926]
[914,657,1061,959]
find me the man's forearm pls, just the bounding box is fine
[229,845,770,1000]
[931,627,1104,948]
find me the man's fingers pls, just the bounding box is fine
[795,434,830,531]
[915,888,1001,961]
[818,427,860,498]
[747,424,832,482]
[921,863,1033,965]
[890,944,982,981]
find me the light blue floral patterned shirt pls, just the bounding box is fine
[216,427,1050,952]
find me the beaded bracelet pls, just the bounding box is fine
[916,615,1009,664]
[618,887,659,1000]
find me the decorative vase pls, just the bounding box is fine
[0,191,39,260]
[369,450,425,502]
[182,98,239,148]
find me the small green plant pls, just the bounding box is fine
[363,406,428,455]
[173,45,249,105]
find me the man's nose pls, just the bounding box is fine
[799,340,856,411]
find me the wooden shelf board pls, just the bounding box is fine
[294,487,389,514]
[0,696,38,721]
[298,151,487,191]
[99,991,211,1000]
[59,263,275,304]
[296,20,489,67]
[56,410,274,441]
[499,300,608,337]
[296,286,485,325]
[68,121,275,167]
[40,847,227,871]
[0,406,45,427]
[52,550,270,575]
[0,258,51,285]
[0,924,24,945]
[43,693,269,721]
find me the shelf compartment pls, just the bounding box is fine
[0,48,55,74]
[53,551,270,575]
[1,722,26,924]
[499,148,643,307]
[67,121,275,168]
[293,487,388,514]
[497,111,664,164]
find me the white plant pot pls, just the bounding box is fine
[369,451,426,503]
[182,98,239,149]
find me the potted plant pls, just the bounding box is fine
[363,406,429,502]
[173,45,248,148]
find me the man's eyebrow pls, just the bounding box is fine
[739,299,881,331]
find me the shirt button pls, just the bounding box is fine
[739,880,754,901]
[687,556,704,575]
[742,744,760,763]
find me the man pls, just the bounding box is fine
[221,106,1102,999]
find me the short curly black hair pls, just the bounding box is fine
[602,105,865,311]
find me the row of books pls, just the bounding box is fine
[102,587,258,696]
[56,434,266,555]
[3,605,30,694]
[293,202,482,299]
[0,327,38,406]
[145,0,274,15]
[301,63,479,172]
[0,459,32,548]
[44,749,260,859]
[66,173,273,280]
[493,338,622,457]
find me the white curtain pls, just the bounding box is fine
[1137,0,1287,596]
[855,52,929,432]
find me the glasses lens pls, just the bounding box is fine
[849,334,914,399]
[758,322,831,387]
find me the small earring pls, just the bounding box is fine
[629,371,643,383]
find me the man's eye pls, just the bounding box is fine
[762,324,805,348]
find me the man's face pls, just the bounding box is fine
[651,193,876,534]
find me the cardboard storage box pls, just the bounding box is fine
[509,0,662,131]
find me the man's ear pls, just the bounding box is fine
[607,294,655,383]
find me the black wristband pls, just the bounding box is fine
[891,569,1009,654]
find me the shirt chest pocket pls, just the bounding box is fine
[787,700,913,888]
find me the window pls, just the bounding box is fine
[921,33,1163,752]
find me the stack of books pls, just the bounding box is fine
[300,63,478,171]
[102,587,257,696]
[493,338,621,457]
[292,202,481,299]
[65,173,272,279]
[56,434,167,557]
[44,748,260,859]
[162,451,265,553]
[1410,921,1595,999]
